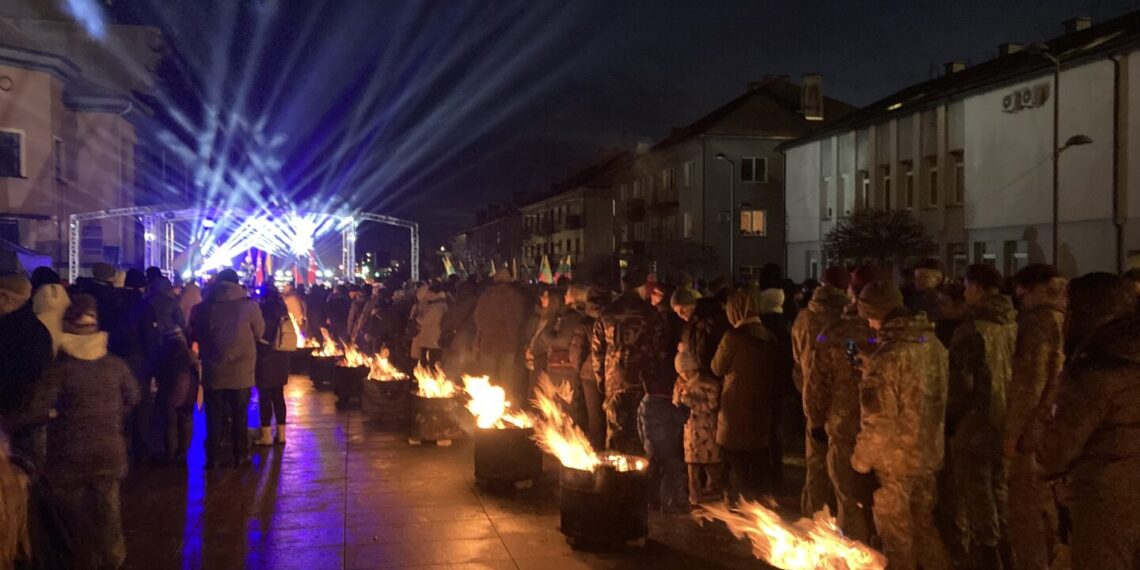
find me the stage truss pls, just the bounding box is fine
[68,207,419,283]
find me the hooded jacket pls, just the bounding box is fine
[853,313,948,476]
[1036,314,1140,501]
[145,277,186,339]
[11,331,140,482]
[410,286,447,356]
[32,284,69,354]
[946,293,1018,458]
[189,281,264,390]
[711,292,781,450]
[590,291,667,396]
[1006,282,1065,447]
[806,304,874,442]
[792,285,850,392]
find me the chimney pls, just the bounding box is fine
[1064,16,1092,33]
[944,61,966,75]
[997,43,1023,57]
[800,74,824,121]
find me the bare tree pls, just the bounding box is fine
[823,209,936,267]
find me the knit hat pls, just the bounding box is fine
[216,268,240,284]
[63,293,100,334]
[124,268,147,289]
[849,264,884,297]
[30,266,61,290]
[758,288,785,314]
[858,280,905,321]
[670,287,699,308]
[92,262,116,283]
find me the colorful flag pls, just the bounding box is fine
[537,255,554,284]
[443,255,456,277]
[307,253,317,285]
[255,250,264,286]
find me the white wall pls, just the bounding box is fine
[786,142,822,245]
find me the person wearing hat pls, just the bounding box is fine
[0,274,54,464]
[473,268,528,400]
[6,294,140,570]
[70,262,124,336]
[114,268,159,463]
[188,268,264,469]
[851,280,952,570]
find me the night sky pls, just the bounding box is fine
[118,0,1138,251]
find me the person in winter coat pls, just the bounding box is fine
[282,283,306,338]
[475,269,528,400]
[69,262,122,335]
[526,287,565,377]
[637,282,688,514]
[439,277,479,380]
[757,286,793,493]
[179,281,202,324]
[324,285,352,343]
[934,282,968,347]
[591,270,668,456]
[29,266,59,293]
[152,330,198,466]
[1004,264,1066,570]
[1034,273,1140,570]
[806,264,881,543]
[188,269,265,469]
[906,257,946,320]
[32,283,69,355]
[791,266,850,517]
[711,289,781,500]
[5,294,140,570]
[146,276,186,339]
[410,284,447,363]
[566,284,607,450]
[671,288,729,506]
[0,275,53,465]
[943,264,1017,568]
[852,280,952,570]
[254,285,291,446]
[116,268,159,463]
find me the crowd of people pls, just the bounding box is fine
[1,256,1139,569]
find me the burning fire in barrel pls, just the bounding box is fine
[308,329,342,387]
[361,349,412,426]
[408,363,464,445]
[289,317,318,374]
[695,501,886,570]
[531,375,649,548]
[464,375,540,487]
[333,343,372,408]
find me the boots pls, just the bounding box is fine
[253,427,274,446]
[274,424,286,445]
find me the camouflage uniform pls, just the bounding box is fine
[1037,314,1140,570]
[1005,284,1064,570]
[945,293,1017,556]
[852,313,951,570]
[591,291,666,455]
[807,304,876,543]
[792,285,849,517]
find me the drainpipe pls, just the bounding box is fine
[1111,55,1127,272]
[700,136,708,280]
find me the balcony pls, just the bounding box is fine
[649,189,679,211]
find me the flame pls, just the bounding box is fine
[368,348,407,381]
[463,375,532,429]
[413,362,458,398]
[530,374,646,472]
[291,315,308,349]
[311,328,342,357]
[339,343,370,368]
[696,501,886,570]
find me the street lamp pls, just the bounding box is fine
[715,153,735,277]
[1028,43,1093,266]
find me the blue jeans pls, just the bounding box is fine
[638,394,687,511]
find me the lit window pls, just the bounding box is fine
[0,130,24,178]
[740,209,767,237]
[741,157,767,182]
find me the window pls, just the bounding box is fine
[663,215,678,239]
[904,164,915,209]
[632,180,643,199]
[54,137,67,183]
[683,212,694,238]
[926,159,939,206]
[822,176,834,220]
[741,157,767,182]
[633,222,645,240]
[1003,240,1028,276]
[841,173,853,216]
[859,170,870,210]
[948,243,968,279]
[619,184,628,201]
[683,161,695,186]
[740,209,767,237]
[953,152,965,204]
[620,224,629,242]
[575,238,580,253]
[662,168,676,190]
[881,166,892,210]
[0,130,24,178]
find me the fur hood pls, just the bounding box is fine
[758,288,785,315]
[59,331,109,360]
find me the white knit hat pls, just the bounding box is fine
[758,288,785,315]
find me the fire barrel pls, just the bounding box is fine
[473,427,542,484]
[309,356,338,387]
[559,463,648,547]
[290,350,313,375]
[361,378,413,426]
[410,395,465,443]
[334,365,369,408]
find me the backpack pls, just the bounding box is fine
[275,313,298,352]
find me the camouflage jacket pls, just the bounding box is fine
[792,285,850,393]
[807,304,874,443]
[946,293,1017,458]
[1006,286,1065,447]
[590,292,667,396]
[853,313,948,476]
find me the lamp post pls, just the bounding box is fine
[715,153,735,278]
[1028,43,1093,266]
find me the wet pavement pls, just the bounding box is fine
[122,375,787,569]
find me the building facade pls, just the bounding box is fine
[613,76,854,281]
[784,13,1140,281]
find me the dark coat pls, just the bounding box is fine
[0,303,53,417]
[189,282,264,390]
[109,289,159,380]
[145,278,186,339]
[256,298,291,389]
[711,321,780,450]
[474,283,528,355]
[590,292,668,396]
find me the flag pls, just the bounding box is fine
[307,253,317,285]
[255,251,264,286]
[537,255,554,284]
[443,255,456,277]
[489,260,497,277]
[561,255,573,281]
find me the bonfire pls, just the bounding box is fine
[338,343,370,368]
[696,501,886,570]
[311,328,342,357]
[463,375,531,429]
[368,348,407,381]
[412,362,459,398]
[530,374,645,472]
